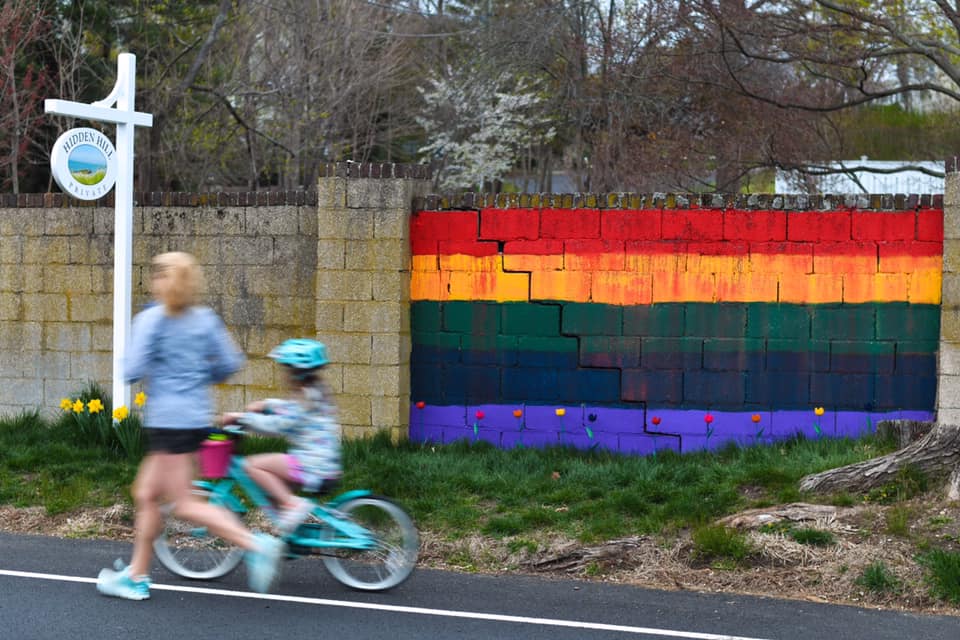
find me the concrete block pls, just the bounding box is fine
[945,172,960,210]
[44,378,85,408]
[214,385,246,414]
[941,308,960,342]
[262,295,312,327]
[935,409,960,425]
[938,374,960,409]
[338,394,372,427]
[372,333,411,366]
[272,236,316,269]
[0,210,43,236]
[345,239,407,271]
[317,239,346,269]
[0,377,43,406]
[316,332,371,365]
[315,302,345,331]
[943,238,960,273]
[67,294,112,322]
[943,273,960,308]
[373,207,411,241]
[317,176,347,209]
[318,206,374,240]
[246,206,299,235]
[940,343,960,375]
[44,264,94,293]
[44,209,91,236]
[43,322,91,352]
[344,301,406,334]
[219,237,274,266]
[317,270,372,301]
[0,236,22,264]
[373,271,410,302]
[298,206,318,235]
[69,351,112,380]
[35,351,73,380]
[347,179,413,210]
[23,293,70,321]
[0,321,40,351]
[0,294,20,321]
[24,237,71,264]
[371,395,406,428]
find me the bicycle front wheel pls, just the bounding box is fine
[321,496,419,591]
[153,487,246,580]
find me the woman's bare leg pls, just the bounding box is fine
[130,451,261,577]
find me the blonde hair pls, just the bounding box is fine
[151,251,203,312]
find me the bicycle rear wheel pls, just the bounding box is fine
[153,487,246,580]
[321,496,419,591]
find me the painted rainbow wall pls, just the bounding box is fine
[409,202,943,454]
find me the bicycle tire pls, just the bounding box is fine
[320,495,419,591]
[153,487,246,580]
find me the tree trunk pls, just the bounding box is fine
[798,422,960,495]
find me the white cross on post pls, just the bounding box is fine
[45,53,153,416]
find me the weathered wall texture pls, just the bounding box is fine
[408,195,943,454]
[0,163,429,442]
[0,195,318,418]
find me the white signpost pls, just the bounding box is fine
[45,53,153,415]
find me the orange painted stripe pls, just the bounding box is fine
[411,253,941,303]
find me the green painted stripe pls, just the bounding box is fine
[412,301,942,344]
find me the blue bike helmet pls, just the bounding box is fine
[268,338,329,369]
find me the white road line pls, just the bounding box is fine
[0,569,772,640]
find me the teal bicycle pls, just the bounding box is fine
[153,432,419,591]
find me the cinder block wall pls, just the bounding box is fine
[409,193,944,453]
[0,193,319,417]
[939,163,960,422]
[0,162,430,443]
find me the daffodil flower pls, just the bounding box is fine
[113,406,129,421]
[72,399,84,413]
[134,392,147,407]
[59,398,72,411]
[87,398,104,413]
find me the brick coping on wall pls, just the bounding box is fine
[0,160,947,210]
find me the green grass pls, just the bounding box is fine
[855,561,902,595]
[918,550,960,604]
[690,524,754,568]
[1,412,903,540]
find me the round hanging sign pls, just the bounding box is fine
[50,127,118,200]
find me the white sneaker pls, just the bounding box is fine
[96,562,150,600]
[245,533,285,593]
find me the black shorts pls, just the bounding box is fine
[144,428,208,454]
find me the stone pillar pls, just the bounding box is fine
[939,162,960,422]
[315,163,429,441]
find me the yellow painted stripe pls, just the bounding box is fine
[411,254,942,303]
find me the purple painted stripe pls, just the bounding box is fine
[409,404,934,455]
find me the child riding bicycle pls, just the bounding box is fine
[220,338,343,534]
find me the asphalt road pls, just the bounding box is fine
[0,532,957,640]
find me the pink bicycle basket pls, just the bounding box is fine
[198,437,233,478]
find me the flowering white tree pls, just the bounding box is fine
[416,68,555,192]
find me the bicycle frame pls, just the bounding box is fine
[195,456,379,552]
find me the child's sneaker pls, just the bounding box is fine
[245,533,285,593]
[278,497,314,534]
[96,562,150,600]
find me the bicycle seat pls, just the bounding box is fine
[317,478,341,496]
